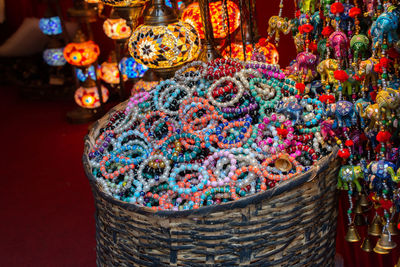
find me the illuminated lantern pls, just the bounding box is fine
[119,57,148,78]
[76,66,97,82]
[131,79,158,94]
[103,18,132,40]
[43,48,67,66]
[39,16,63,35]
[75,79,109,109]
[165,0,183,9]
[222,40,279,64]
[64,32,100,67]
[129,21,200,69]
[98,61,128,84]
[86,0,100,3]
[182,1,240,39]
[129,0,200,73]
[100,0,147,7]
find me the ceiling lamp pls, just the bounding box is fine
[181,1,240,40]
[128,0,200,78]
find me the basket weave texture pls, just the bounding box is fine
[83,101,340,267]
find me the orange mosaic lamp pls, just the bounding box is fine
[64,31,100,67]
[74,79,109,109]
[221,39,279,64]
[181,1,240,39]
[103,18,132,40]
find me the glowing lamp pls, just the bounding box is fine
[76,66,97,82]
[222,40,279,64]
[103,18,132,40]
[128,0,200,75]
[119,57,148,78]
[64,38,100,67]
[98,61,128,84]
[75,79,109,109]
[39,16,63,35]
[43,48,67,66]
[86,0,100,3]
[182,1,240,39]
[165,0,183,9]
[100,0,147,7]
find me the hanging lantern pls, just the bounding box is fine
[98,62,128,84]
[119,57,148,78]
[181,1,240,39]
[103,18,132,40]
[39,16,63,35]
[86,0,100,3]
[75,79,109,109]
[222,40,279,64]
[64,31,100,67]
[76,66,97,82]
[43,48,67,66]
[129,0,200,73]
[100,0,148,7]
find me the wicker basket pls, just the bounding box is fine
[83,101,340,267]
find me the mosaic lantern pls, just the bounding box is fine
[98,61,128,84]
[181,1,240,39]
[43,48,67,66]
[119,57,148,78]
[75,79,109,109]
[100,0,147,7]
[222,40,279,64]
[103,18,132,39]
[39,16,63,35]
[64,31,100,67]
[76,66,97,82]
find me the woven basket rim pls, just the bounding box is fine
[83,100,339,218]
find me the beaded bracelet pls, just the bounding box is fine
[261,153,303,181]
[161,133,202,163]
[207,76,245,107]
[203,150,237,187]
[174,60,206,83]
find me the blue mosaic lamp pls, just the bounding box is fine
[39,16,63,36]
[119,57,148,79]
[76,66,97,82]
[43,48,67,66]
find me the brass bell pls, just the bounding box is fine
[360,236,373,252]
[359,194,370,207]
[275,155,292,172]
[388,220,400,236]
[354,202,367,226]
[376,231,397,250]
[355,214,367,226]
[345,225,361,242]
[373,243,390,254]
[368,215,383,237]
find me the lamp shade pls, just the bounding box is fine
[43,48,67,66]
[103,18,132,40]
[64,41,100,67]
[98,62,128,84]
[100,0,147,7]
[76,66,97,82]
[128,21,200,69]
[182,1,240,39]
[75,84,109,108]
[119,57,148,78]
[222,40,279,64]
[39,16,62,35]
